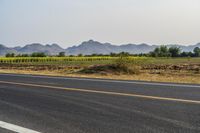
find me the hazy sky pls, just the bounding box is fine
[0,0,200,47]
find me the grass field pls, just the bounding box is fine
[0,57,116,66]
[0,56,199,65]
[0,56,200,84]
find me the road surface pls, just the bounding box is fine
[0,73,199,133]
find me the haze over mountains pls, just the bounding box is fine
[0,40,200,56]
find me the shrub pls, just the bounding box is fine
[5,53,15,57]
[115,57,140,74]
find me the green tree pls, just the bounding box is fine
[58,52,65,57]
[78,54,83,57]
[150,47,159,57]
[169,47,181,57]
[180,52,189,57]
[193,47,200,57]
[159,46,170,57]
[119,52,130,57]
[110,52,117,57]
[5,53,15,57]
[150,46,170,57]
[31,52,46,57]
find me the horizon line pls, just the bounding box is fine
[1,39,200,49]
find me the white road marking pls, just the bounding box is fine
[0,80,200,104]
[1,73,200,88]
[0,121,41,133]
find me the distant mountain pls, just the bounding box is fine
[0,44,17,55]
[119,43,157,54]
[0,40,200,56]
[66,40,157,55]
[66,40,118,55]
[0,43,65,56]
[18,43,65,55]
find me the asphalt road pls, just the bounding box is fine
[0,73,199,133]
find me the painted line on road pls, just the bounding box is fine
[1,73,200,88]
[0,120,41,133]
[0,80,200,104]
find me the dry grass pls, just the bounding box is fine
[0,68,200,84]
[1,57,200,84]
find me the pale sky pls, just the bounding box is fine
[0,0,200,48]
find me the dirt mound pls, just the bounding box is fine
[143,64,200,71]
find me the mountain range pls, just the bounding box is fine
[1,40,200,56]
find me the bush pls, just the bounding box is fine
[5,53,15,57]
[31,52,46,57]
[58,52,65,57]
[115,57,140,74]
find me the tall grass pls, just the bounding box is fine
[1,56,198,66]
[0,57,116,65]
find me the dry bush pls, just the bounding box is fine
[115,57,141,74]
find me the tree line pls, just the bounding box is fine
[149,46,200,57]
[85,46,200,57]
[5,46,200,58]
[5,52,47,57]
[5,52,68,57]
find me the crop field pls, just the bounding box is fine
[1,56,200,74]
[0,56,199,68]
[0,56,200,83]
[0,56,151,66]
[0,56,200,66]
[0,57,117,66]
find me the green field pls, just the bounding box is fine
[0,56,200,65]
[0,56,200,66]
[1,56,200,84]
[143,57,200,65]
[0,57,116,66]
[0,56,150,66]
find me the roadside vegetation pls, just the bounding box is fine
[1,46,200,84]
